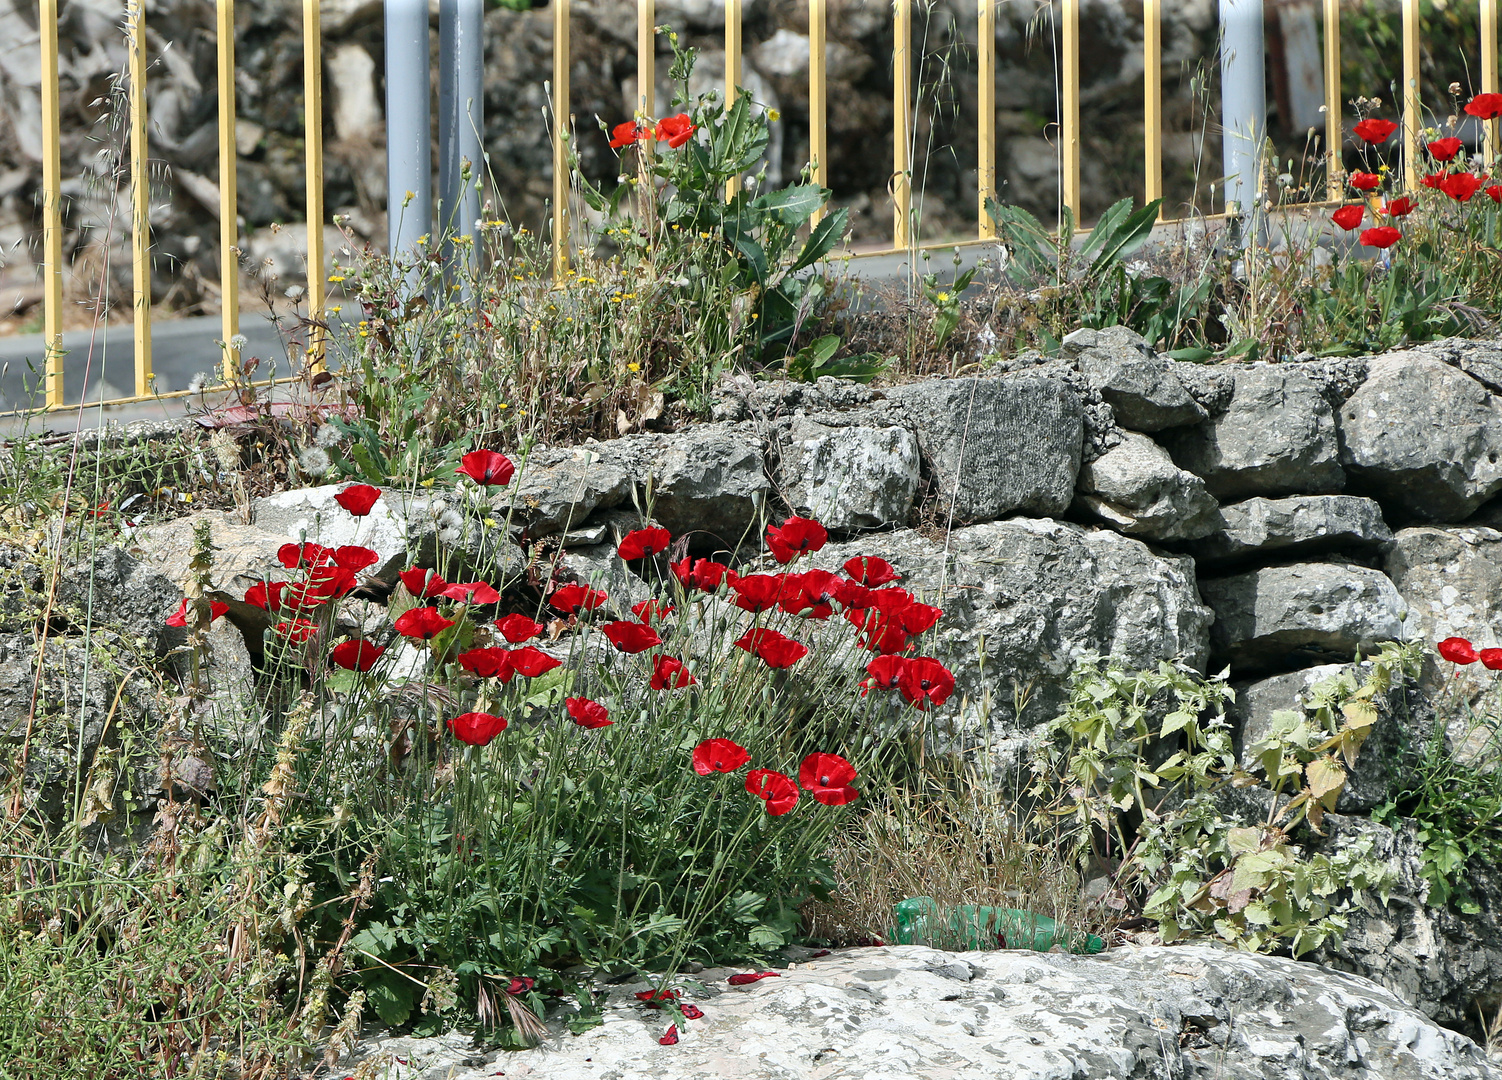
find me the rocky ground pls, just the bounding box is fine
[335,944,1502,1079]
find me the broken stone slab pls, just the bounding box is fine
[1075,339,1208,432]
[1075,431,1219,541]
[336,943,1501,1080]
[883,376,1084,523]
[1384,525,1502,747]
[1200,562,1417,674]
[775,416,920,531]
[1339,352,1502,522]
[506,445,634,537]
[813,519,1210,738]
[1191,494,1393,566]
[1165,364,1344,500]
[53,546,187,658]
[608,423,771,547]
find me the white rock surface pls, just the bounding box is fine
[337,944,1500,1080]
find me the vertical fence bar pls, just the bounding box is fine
[810,0,827,222]
[893,0,911,248]
[726,0,741,199]
[217,0,238,382]
[1143,0,1162,214]
[1061,0,1080,224]
[304,0,326,367]
[128,0,152,397]
[552,0,570,277]
[638,0,653,122]
[385,0,430,283]
[1402,0,1420,190]
[40,0,64,409]
[1324,0,1341,198]
[439,0,482,307]
[1483,0,1498,162]
[1220,0,1266,217]
[978,0,995,237]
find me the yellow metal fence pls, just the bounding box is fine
[29,0,1502,413]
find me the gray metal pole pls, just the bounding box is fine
[439,0,483,293]
[1219,0,1266,218]
[385,0,432,268]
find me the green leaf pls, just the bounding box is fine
[790,207,849,273]
[750,184,826,225]
[366,971,418,1027]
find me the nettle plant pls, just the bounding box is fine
[165,454,956,1043]
[1029,646,1414,957]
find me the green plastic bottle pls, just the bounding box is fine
[892,896,1106,955]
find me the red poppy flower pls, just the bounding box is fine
[843,556,900,586]
[1331,204,1365,231]
[505,977,535,996]
[566,696,612,728]
[765,517,829,564]
[602,620,662,653]
[1421,172,1445,190]
[847,610,912,655]
[1489,185,1502,204]
[895,600,943,635]
[334,484,382,516]
[1383,196,1416,217]
[671,557,736,593]
[726,971,781,985]
[457,647,516,680]
[330,639,386,672]
[658,1024,679,1045]
[509,646,562,677]
[441,581,502,605]
[861,655,908,693]
[692,738,750,775]
[298,563,358,602]
[1427,136,1465,162]
[798,752,859,806]
[1348,171,1381,192]
[833,579,875,610]
[551,582,608,614]
[679,1004,705,1020]
[1440,171,1483,201]
[734,628,810,669]
[1438,636,1479,664]
[333,545,381,572]
[655,113,696,149]
[745,769,799,815]
[898,657,956,710]
[1352,117,1398,144]
[609,120,651,148]
[399,567,450,599]
[448,711,508,746]
[1360,226,1402,249]
[244,581,287,611]
[455,450,515,486]
[635,988,679,1007]
[1480,648,1502,670]
[617,527,671,561]
[165,597,229,626]
[278,541,332,569]
[779,569,839,619]
[730,574,785,613]
[496,613,544,642]
[275,619,318,643]
[651,654,696,689]
[394,607,455,640]
[1466,93,1502,120]
[632,598,675,623]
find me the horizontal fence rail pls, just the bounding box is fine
[24,0,1502,413]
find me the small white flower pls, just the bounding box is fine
[298,447,331,476]
[314,423,344,448]
[229,334,249,351]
